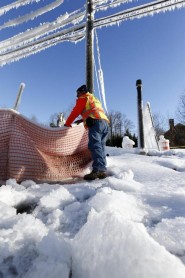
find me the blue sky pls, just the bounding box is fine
[0,0,185,132]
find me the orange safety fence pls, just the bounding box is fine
[0,109,92,183]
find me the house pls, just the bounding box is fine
[164,119,185,147]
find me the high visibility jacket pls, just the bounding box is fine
[65,92,109,128]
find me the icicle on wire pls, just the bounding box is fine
[95,30,109,114]
[0,10,86,54]
[94,0,185,29]
[0,0,64,30]
[94,58,103,103]
[0,29,85,67]
[95,0,132,12]
[1,0,185,66]
[0,23,85,62]
[0,0,42,16]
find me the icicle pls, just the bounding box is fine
[1,0,185,67]
[95,30,109,114]
[98,68,109,114]
[94,59,103,103]
[0,0,41,16]
[95,0,131,12]
[143,102,160,150]
[94,0,185,29]
[0,29,85,67]
[0,0,64,30]
[0,10,86,54]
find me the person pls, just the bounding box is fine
[64,85,110,180]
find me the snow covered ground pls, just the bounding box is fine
[0,147,185,278]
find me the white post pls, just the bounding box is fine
[13,83,25,111]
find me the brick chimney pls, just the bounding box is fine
[169,119,175,132]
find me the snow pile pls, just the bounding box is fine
[0,147,185,277]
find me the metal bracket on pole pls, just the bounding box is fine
[136,79,146,154]
[13,83,26,111]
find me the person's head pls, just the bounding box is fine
[76,85,88,97]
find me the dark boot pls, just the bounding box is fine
[84,171,107,180]
[97,171,107,179]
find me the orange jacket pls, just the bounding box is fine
[65,93,109,127]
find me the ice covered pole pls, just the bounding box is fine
[86,0,94,93]
[13,83,25,111]
[136,79,145,149]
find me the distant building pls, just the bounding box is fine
[164,119,185,147]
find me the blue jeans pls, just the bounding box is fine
[88,119,109,172]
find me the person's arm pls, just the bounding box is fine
[65,98,86,127]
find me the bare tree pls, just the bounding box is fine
[176,92,185,124]
[49,113,59,127]
[122,116,135,134]
[49,111,67,127]
[108,111,134,135]
[152,112,167,138]
[107,110,135,146]
[30,114,38,123]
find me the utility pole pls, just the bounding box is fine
[86,0,94,93]
[136,79,145,150]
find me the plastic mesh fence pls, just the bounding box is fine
[0,109,92,183]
